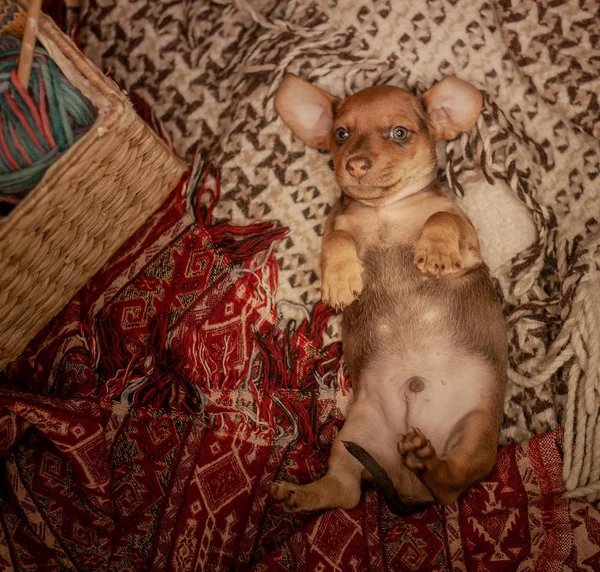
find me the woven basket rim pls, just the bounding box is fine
[0,14,184,242]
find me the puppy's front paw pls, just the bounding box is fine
[321,257,364,310]
[270,481,309,513]
[397,427,438,472]
[414,236,464,277]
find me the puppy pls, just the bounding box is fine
[270,74,507,514]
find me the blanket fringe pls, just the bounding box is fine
[185,151,289,261]
[186,152,219,226]
[254,303,341,393]
[251,303,348,444]
[211,221,289,265]
[97,315,207,417]
[178,301,348,444]
[560,263,600,502]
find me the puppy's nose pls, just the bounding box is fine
[346,156,372,179]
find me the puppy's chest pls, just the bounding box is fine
[334,195,452,258]
[335,204,421,256]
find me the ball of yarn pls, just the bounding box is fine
[0,36,97,213]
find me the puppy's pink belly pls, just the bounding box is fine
[400,381,470,455]
[360,351,495,456]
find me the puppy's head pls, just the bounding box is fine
[275,74,482,204]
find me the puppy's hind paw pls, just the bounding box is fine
[397,427,438,472]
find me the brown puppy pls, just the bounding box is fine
[270,74,507,513]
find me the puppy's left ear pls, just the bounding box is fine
[422,77,482,141]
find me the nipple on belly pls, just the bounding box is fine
[378,322,391,334]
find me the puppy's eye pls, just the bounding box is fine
[390,126,410,142]
[334,127,350,144]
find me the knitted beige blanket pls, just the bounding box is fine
[80,0,600,501]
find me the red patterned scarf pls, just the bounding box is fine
[0,161,599,570]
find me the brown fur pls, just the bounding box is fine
[269,74,507,513]
[343,245,506,393]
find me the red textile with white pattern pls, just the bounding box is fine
[0,166,599,571]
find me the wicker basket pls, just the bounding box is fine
[0,14,187,370]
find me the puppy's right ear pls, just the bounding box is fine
[275,73,336,150]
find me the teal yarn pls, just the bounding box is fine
[0,36,97,213]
